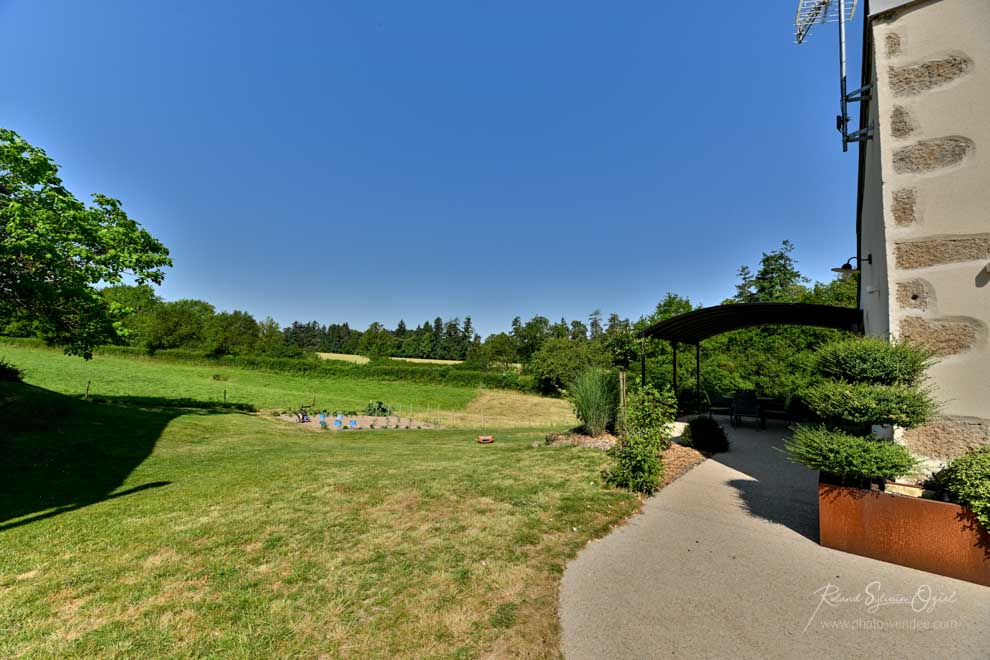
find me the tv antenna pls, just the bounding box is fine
[795,0,871,151]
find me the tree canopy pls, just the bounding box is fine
[0,129,171,357]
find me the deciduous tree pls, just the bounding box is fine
[0,129,171,357]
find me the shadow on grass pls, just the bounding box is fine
[0,381,251,529]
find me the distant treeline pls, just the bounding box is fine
[1,241,859,397]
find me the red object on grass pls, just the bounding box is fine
[477,435,494,444]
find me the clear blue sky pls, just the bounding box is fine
[1,0,862,336]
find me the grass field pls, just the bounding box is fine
[0,378,637,657]
[2,343,476,414]
[0,342,574,428]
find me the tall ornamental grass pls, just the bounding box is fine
[568,368,618,436]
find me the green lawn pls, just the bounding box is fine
[0,381,638,657]
[0,342,477,413]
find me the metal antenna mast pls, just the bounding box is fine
[795,0,871,151]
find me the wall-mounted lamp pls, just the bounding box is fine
[831,254,872,280]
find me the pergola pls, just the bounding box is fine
[637,302,864,407]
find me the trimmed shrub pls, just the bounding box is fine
[568,368,618,436]
[0,357,23,382]
[625,384,678,451]
[681,416,729,453]
[815,337,932,386]
[934,446,990,532]
[785,425,919,485]
[802,381,938,430]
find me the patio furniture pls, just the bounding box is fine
[730,391,762,428]
[762,395,795,425]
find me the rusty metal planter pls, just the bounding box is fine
[819,476,990,587]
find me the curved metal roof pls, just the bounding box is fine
[639,303,863,344]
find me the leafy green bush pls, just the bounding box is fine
[527,337,603,395]
[802,381,937,429]
[933,446,990,532]
[603,384,677,494]
[568,368,618,436]
[364,401,393,416]
[624,384,678,451]
[0,357,22,382]
[785,425,919,484]
[815,337,932,386]
[681,416,729,453]
[603,432,665,494]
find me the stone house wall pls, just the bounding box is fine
[861,0,990,461]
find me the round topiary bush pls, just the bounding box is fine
[802,381,938,429]
[814,337,932,386]
[785,425,919,486]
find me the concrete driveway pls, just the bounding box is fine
[560,419,990,659]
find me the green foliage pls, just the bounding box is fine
[483,332,518,370]
[364,400,393,416]
[204,310,259,357]
[100,285,161,346]
[933,446,990,532]
[733,240,808,303]
[624,384,677,451]
[568,368,618,436]
[785,425,919,484]
[681,416,729,453]
[146,299,216,351]
[802,380,937,430]
[603,384,676,494]
[814,337,933,386]
[0,357,22,382]
[0,129,171,358]
[358,322,397,360]
[527,337,604,395]
[603,432,665,495]
[602,324,638,370]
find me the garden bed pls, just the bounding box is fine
[544,432,708,486]
[278,414,440,431]
[819,477,990,587]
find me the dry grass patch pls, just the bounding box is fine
[435,389,577,429]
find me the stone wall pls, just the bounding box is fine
[866,0,990,460]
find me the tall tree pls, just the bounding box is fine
[0,129,171,357]
[588,310,604,339]
[733,240,808,303]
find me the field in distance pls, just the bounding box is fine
[2,342,572,429]
[316,352,523,370]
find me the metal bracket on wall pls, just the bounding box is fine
[839,83,873,148]
[795,0,871,151]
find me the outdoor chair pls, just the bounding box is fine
[730,390,762,428]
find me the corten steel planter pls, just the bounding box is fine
[819,476,990,587]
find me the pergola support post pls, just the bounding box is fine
[672,342,678,394]
[695,342,702,415]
